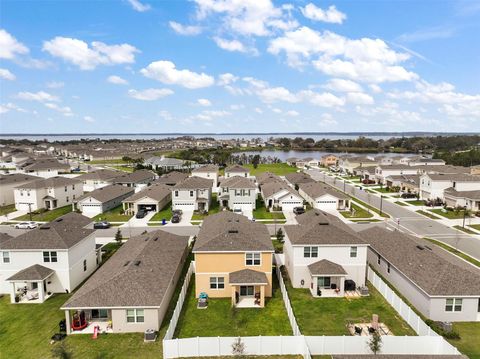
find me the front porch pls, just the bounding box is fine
[43,196,58,210]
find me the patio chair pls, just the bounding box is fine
[354,326,362,335]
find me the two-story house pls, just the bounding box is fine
[193,212,274,308]
[374,165,420,185]
[14,176,83,212]
[320,154,338,167]
[0,173,39,206]
[113,169,156,190]
[0,212,100,303]
[192,164,219,187]
[20,158,70,178]
[225,165,250,178]
[218,176,257,212]
[74,184,134,217]
[419,173,480,201]
[284,210,368,297]
[76,169,124,192]
[172,176,213,212]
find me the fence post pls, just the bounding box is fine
[196,337,200,356]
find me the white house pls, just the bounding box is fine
[408,158,446,166]
[338,157,378,175]
[172,176,213,212]
[74,184,134,217]
[113,169,156,190]
[14,176,83,212]
[284,210,368,297]
[21,158,70,178]
[122,182,171,215]
[374,165,420,185]
[361,226,480,322]
[299,182,350,211]
[444,188,480,211]
[192,164,219,187]
[76,169,123,192]
[0,173,39,207]
[218,176,257,211]
[260,181,303,211]
[0,213,100,303]
[225,165,250,178]
[419,173,480,201]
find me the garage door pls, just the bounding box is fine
[233,202,254,211]
[137,204,157,212]
[80,204,103,217]
[172,202,195,210]
[281,200,302,210]
[315,200,337,210]
[15,202,33,212]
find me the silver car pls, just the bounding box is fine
[15,221,38,229]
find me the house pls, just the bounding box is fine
[419,173,480,201]
[74,184,135,217]
[61,230,189,334]
[0,173,39,206]
[255,172,283,188]
[122,182,171,215]
[297,157,319,168]
[14,176,82,212]
[444,188,480,211]
[320,154,338,167]
[155,171,189,186]
[284,172,314,190]
[299,182,350,211]
[192,164,219,187]
[172,176,213,212]
[144,156,194,171]
[360,227,480,322]
[21,158,70,178]
[0,213,100,303]
[225,165,249,178]
[260,181,303,211]
[471,165,480,175]
[285,157,298,166]
[339,157,378,175]
[385,175,420,194]
[218,176,257,211]
[283,210,368,297]
[76,169,123,192]
[409,158,446,166]
[193,212,274,308]
[375,165,419,185]
[113,169,156,190]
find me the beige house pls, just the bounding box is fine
[320,155,338,167]
[0,173,39,206]
[193,212,274,308]
[225,165,249,178]
[122,182,171,215]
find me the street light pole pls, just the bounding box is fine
[343,179,346,193]
[28,203,32,222]
[379,195,383,217]
[463,205,467,228]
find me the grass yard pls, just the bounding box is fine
[253,199,286,220]
[416,210,440,220]
[453,225,477,235]
[423,237,480,268]
[340,203,374,219]
[191,194,220,220]
[149,202,173,223]
[374,187,396,194]
[404,200,425,206]
[470,224,480,231]
[449,322,480,359]
[87,159,129,165]
[348,197,389,218]
[244,163,298,176]
[430,208,469,220]
[174,272,292,338]
[282,269,415,336]
[93,205,132,222]
[14,205,72,222]
[394,201,409,206]
[0,204,16,216]
[110,165,135,173]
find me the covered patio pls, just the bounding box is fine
[229,269,268,308]
[7,264,55,304]
[63,309,113,334]
[308,259,347,298]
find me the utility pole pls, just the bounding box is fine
[379,195,383,216]
[28,203,32,222]
[463,205,467,228]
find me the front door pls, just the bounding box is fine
[240,285,254,297]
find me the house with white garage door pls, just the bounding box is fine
[74,184,134,217]
[76,169,123,192]
[122,182,171,215]
[113,169,156,190]
[192,164,219,187]
[0,173,39,207]
[172,176,213,212]
[225,165,250,178]
[299,182,350,211]
[260,181,303,211]
[218,176,257,211]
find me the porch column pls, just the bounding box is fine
[260,285,265,308]
[339,277,345,297]
[38,280,45,302]
[9,282,16,303]
[231,286,236,307]
[71,203,75,211]
[65,310,71,335]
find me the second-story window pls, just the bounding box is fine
[350,246,357,258]
[43,251,58,263]
[189,190,194,197]
[83,259,87,271]
[245,252,261,266]
[304,246,318,258]
[174,191,179,197]
[2,252,10,263]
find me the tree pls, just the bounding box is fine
[252,155,261,169]
[51,343,72,359]
[276,228,284,243]
[368,330,382,355]
[231,337,246,358]
[115,228,123,244]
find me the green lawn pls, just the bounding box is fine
[191,194,220,220]
[110,165,135,173]
[244,163,298,176]
[14,205,72,222]
[405,200,424,206]
[454,225,477,235]
[0,204,16,216]
[423,237,480,268]
[282,269,415,336]
[449,322,480,359]
[350,219,382,223]
[149,202,173,223]
[253,199,286,220]
[174,272,292,338]
[374,187,397,194]
[93,205,132,222]
[340,203,374,219]
[430,208,470,219]
[470,224,480,231]
[416,210,440,220]
[394,201,409,206]
[87,159,129,165]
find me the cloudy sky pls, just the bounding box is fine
[1,0,479,133]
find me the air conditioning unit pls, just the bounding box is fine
[144,329,157,342]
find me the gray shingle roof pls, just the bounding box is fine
[256,172,283,186]
[0,212,94,250]
[220,176,256,189]
[155,171,189,186]
[261,181,298,198]
[7,264,54,281]
[23,159,69,171]
[14,176,81,190]
[444,187,480,200]
[62,230,189,308]
[425,173,480,182]
[76,169,123,181]
[225,165,249,173]
[229,269,268,285]
[284,172,314,186]
[299,182,348,200]
[113,169,155,184]
[123,182,171,203]
[0,173,40,186]
[173,176,213,190]
[193,212,273,252]
[192,164,219,173]
[75,184,134,203]
[308,259,347,276]
[359,227,480,296]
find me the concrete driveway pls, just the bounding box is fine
[282,209,297,224]
[121,211,156,228]
[166,210,193,226]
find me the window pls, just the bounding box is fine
[126,309,144,323]
[210,277,225,289]
[377,254,381,265]
[174,191,179,197]
[72,184,75,190]
[245,252,261,265]
[304,246,318,258]
[189,190,194,197]
[92,309,108,319]
[43,251,57,263]
[445,298,462,312]
[350,246,357,258]
[387,263,391,273]
[66,196,69,203]
[83,259,87,272]
[64,186,67,192]
[2,252,10,263]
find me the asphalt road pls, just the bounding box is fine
[307,169,480,261]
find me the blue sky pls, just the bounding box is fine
[1,0,479,133]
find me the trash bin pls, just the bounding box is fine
[162,219,166,225]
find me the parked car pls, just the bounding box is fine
[15,222,37,229]
[173,209,183,216]
[293,207,305,215]
[362,179,375,184]
[171,214,181,223]
[93,221,111,229]
[401,193,417,199]
[136,209,146,219]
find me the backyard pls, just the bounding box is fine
[449,322,480,359]
[174,272,292,338]
[253,199,286,220]
[244,163,298,176]
[93,205,133,222]
[14,205,72,222]
[340,203,374,219]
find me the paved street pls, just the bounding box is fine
[307,169,480,261]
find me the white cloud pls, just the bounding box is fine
[213,37,249,53]
[230,104,244,110]
[218,73,239,86]
[0,102,28,114]
[257,86,300,103]
[346,92,374,105]
[301,4,346,24]
[45,103,74,117]
[324,78,362,92]
[300,90,346,107]
[140,60,214,89]
[46,81,64,89]
[43,37,139,70]
[128,88,174,101]
[286,110,299,117]
[107,75,129,85]
[84,115,95,122]
[272,108,282,114]
[0,68,16,81]
[369,84,382,93]
[255,107,263,114]
[158,110,174,121]
[318,113,337,126]
[16,91,59,102]
[197,98,212,106]
[192,109,231,121]
[169,21,202,36]
[0,29,29,59]
[127,0,151,12]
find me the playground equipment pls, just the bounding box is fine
[71,310,87,331]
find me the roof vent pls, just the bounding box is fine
[56,218,63,222]
[153,237,158,241]
[40,224,50,229]
[134,260,141,266]
[123,261,130,266]
[228,229,239,234]
[416,245,424,250]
